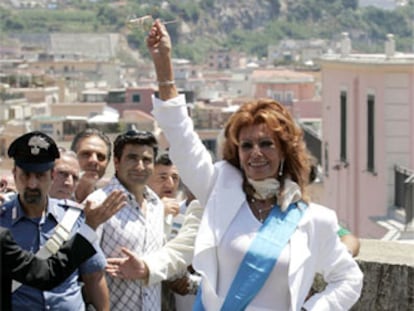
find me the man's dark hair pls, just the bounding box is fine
[155,152,173,166]
[113,130,158,160]
[70,128,112,162]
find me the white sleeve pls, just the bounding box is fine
[152,95,216,207]
[303,209,363,310]
[143,200,203,285]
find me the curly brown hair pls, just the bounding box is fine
[221,98,311,200]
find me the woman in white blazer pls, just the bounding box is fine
[147,20,363,311]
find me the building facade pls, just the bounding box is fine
[320,34,414,238]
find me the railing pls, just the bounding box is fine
[394,165,414,224]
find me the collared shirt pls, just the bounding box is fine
[90,177,165,311]
[0,196,106,311]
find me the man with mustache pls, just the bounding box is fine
[86,130,165,311]
[1,187,127,311]
[0,131,111,311]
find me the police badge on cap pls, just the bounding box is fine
[7,131,60,172]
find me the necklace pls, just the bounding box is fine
[249,197,275,222]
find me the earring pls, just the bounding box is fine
[278,159,284,176]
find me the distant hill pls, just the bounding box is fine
[1,0,412,63]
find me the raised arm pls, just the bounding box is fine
[148,20,216,205]
[147,19,178,101]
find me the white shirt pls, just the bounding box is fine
[88,177,165,311]
[217,202,290,310]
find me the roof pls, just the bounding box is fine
[251,69,315,83]
[88,106,119,124]
[122,110,154,120]
[321,52,414,65]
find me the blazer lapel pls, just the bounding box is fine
[214,185,245,245]
[193,162,245,294]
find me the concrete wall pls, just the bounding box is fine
[351,239,414,310]
[312,239,413,310]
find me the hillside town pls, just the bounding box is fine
[2,27,413,240]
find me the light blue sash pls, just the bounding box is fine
[193,285,205,311]
[193,201,307,311]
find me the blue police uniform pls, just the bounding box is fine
[2,131,106,310]
[0,197,106,311]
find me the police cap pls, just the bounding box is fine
[8,131,60,172]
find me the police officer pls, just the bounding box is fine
[0,131,111,311]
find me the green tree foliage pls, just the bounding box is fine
[200,0,215,10]
[341,0,358,10]
[4,17,25,32]
[169,1,200,23]
[362,7,412,39]
[266,0,281,17]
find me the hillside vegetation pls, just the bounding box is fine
[0,0,413,63]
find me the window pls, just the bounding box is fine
[285,91,294,103]
[107,91,125,104]
[202,139,217,160]
[9,108,15,119]
[367,94,375,172]
[272,91,283,102]
[132,94,141,103]
[340,91,347,162]
[324,142,329,177]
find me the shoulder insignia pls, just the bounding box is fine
[0,198,16,216]
[0,204,9,216]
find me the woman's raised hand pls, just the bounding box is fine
[146,19,171,65]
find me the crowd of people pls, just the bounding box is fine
[0,20,363,311]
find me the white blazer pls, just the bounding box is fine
[152,95,363,311]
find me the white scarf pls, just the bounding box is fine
[247,177,302,212]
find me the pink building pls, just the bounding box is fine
[107,87,155,115]
[251,69,322,123]
[252,69,317,103]
[320,33,414,238]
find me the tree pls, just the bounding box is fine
[267,0,281,17]
[342,0,358,10]
[4,18,24,31]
